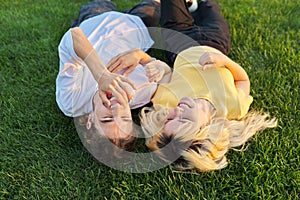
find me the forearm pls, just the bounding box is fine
[223,57,249,82]
[199,52,250,95]
[223,57,250,95]
[71,27,109,81]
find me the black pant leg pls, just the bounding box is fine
[71,0,117,27]
[160,0,200,63]
[193,0,231,55]
[124,0,161,27]
[160,0,194,29]
[160,0,231,62]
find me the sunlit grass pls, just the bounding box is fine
[0,0,299,199]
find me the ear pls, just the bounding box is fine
[86,113,93,130]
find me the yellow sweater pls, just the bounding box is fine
[151,46,253,120]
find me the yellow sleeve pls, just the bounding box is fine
[237,88,253,119]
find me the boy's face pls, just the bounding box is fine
[92,91,133,141]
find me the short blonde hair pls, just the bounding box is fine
[140,106,277,172]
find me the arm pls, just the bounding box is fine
[107,48,172,83]
[222,57,250,96]
[199,52,250,95]
[71,27,107,83]
[107,48,153,76]
[70,27,136,106]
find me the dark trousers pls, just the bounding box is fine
[71,0,160,28]
[160,0,231,63]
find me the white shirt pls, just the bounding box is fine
[56,11,158,117]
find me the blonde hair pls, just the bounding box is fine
[140,106,277,172]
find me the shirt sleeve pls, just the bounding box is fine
[55,30,97,117]
[237,88,253,119]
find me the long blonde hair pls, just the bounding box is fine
[140,106,277,172]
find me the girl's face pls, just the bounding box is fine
[163,97,202,137]
[92,91,133,140]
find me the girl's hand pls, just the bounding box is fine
[199,51,250,95]
[198,52,227,70]
[145,60,170,83]
[97,71,136,107]
[107,49,152,76]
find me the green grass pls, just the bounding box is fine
[0,0,299,199]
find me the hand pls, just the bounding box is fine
[97,71,136,107]
[145,60,167,83]
[198,52,227,70]
[107,49,142,76]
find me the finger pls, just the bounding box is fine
[149,75,157,82]
[120,76,136,90]
[202,64,214,70]
[111,60,131,74]
[107,56,122,72]
[117,79,136,103]
[146,67,157,77]
[147,67,156,74]
[147,72,158,81]
[146,68,152,76]
[152,73,162,82]
[98,90,111,107]
[111,84,128,105]
[121,82,134,101]
[147,74,155,82]
[111,63,124,74]
[146,64,156,71]
[199,57,209,66]
[199,57,214,67]
[147,70,158,82]
[146,71,152,79]
[199,53,211,66]
[150,73,160,82]
[123,66,135,76]
[108,60,121,73]
[106,56,118,69]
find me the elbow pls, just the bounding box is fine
[235,80,250,95]
[70,27,82,36]
[70,27,85,44]
[245,81,250,95]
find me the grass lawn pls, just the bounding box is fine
[0,0,299,199]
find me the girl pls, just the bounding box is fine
[108,0,277,172]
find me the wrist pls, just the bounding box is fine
[136,49,152,65]
[84,50,108,82]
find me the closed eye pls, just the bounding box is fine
[179,118,191,123]
[164,118,172,125]
[99,117,114,123]
[121,117,132,122]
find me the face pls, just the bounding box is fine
[163,97,202,137]
[91,91,133,140]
